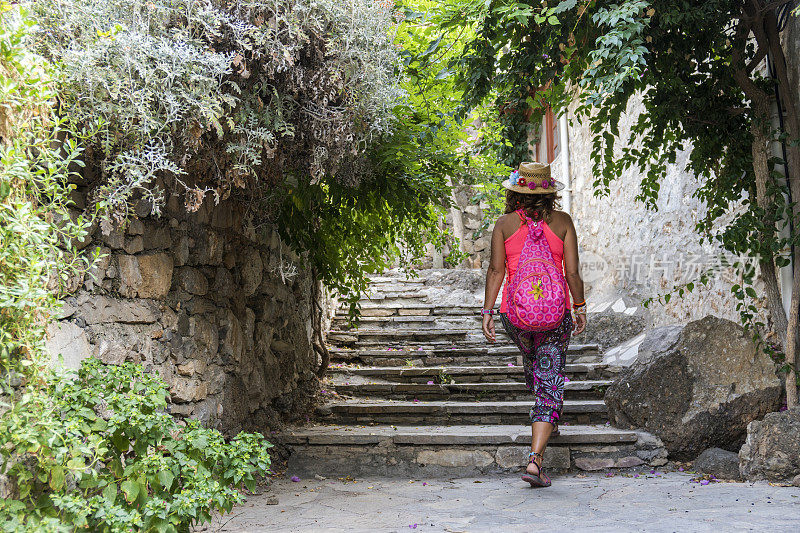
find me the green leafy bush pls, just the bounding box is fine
[0,359,272,532]
[1,6,273,531]
[0,1,89,378]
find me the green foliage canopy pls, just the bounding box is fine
[447,0,800,386]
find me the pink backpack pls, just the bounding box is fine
[506,209,567,331]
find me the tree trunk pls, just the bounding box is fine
[764,8,800,408]
[752,118,789,345]
[311,271,331,379]
[735,4,798,407]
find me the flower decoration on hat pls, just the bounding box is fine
[517,177,527,186]
[509,169,519,185]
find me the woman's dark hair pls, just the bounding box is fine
[504,190,560,221]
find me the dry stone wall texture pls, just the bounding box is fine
[563,97,770,329]
[48,192,321,435]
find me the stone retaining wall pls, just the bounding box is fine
[47,192,322,434]
[559,97,772,330]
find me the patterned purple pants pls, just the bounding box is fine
[499,311,573,426]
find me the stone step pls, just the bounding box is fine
[355,302,476,316]
[327,329,472,346]
[332,334,600,353]
[318,399,608,425]
[330,380,612,401]
[333,314,501,326]
[365,292,427,301]
[329,364,615,382]
[282,423,636,446]
[367,276,426,284]
[329,344,600,357]
[331,353,604,368]
[334,316,439,326]
[328,345,605,367]
[280,424,669,478]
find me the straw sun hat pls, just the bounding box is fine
[502,162,564,194]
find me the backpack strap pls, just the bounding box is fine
[517,208,541,229]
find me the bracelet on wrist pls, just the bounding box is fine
[481,309,495,315]
[572,299,586,308]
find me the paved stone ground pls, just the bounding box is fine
[202,471,800,532]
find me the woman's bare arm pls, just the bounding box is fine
[482,217,508,342]
[562,214,586,334]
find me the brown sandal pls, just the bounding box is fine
[521,451,551,487]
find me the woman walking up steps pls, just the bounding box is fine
[481,162,587,488]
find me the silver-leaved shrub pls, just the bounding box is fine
[31,0,404,228]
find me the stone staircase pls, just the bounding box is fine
[280,270,667,478]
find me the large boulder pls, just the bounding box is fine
[604,316,781,459]
[739,407,800,481]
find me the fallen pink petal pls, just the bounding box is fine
[290,476,300,482]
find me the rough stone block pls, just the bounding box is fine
[360,308,395,317]
[46,321,91,370]
[574,457,615,471]
[241,248,263,296]
[103,227,125,249]
[694,447,741,480]
[605,316,781,459]
[220,310,243,363]
[495,446,570,470]
[170,377,207,403]
[78,295,158,324]
[124,235,144,254]
[415,449,494,468]
[398,309,430,316]
[169,403,195,416]
[177,359,207,376]
[190,316,219,356]
[128,219,145,235]
[174,236,190,266]
[464,218,481,230]
[178,267,209,296]
[739,408,800,481]
[614,456,645,468]
[118,253,174,299]
[473,236,490,252]
[143,226,172,250]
